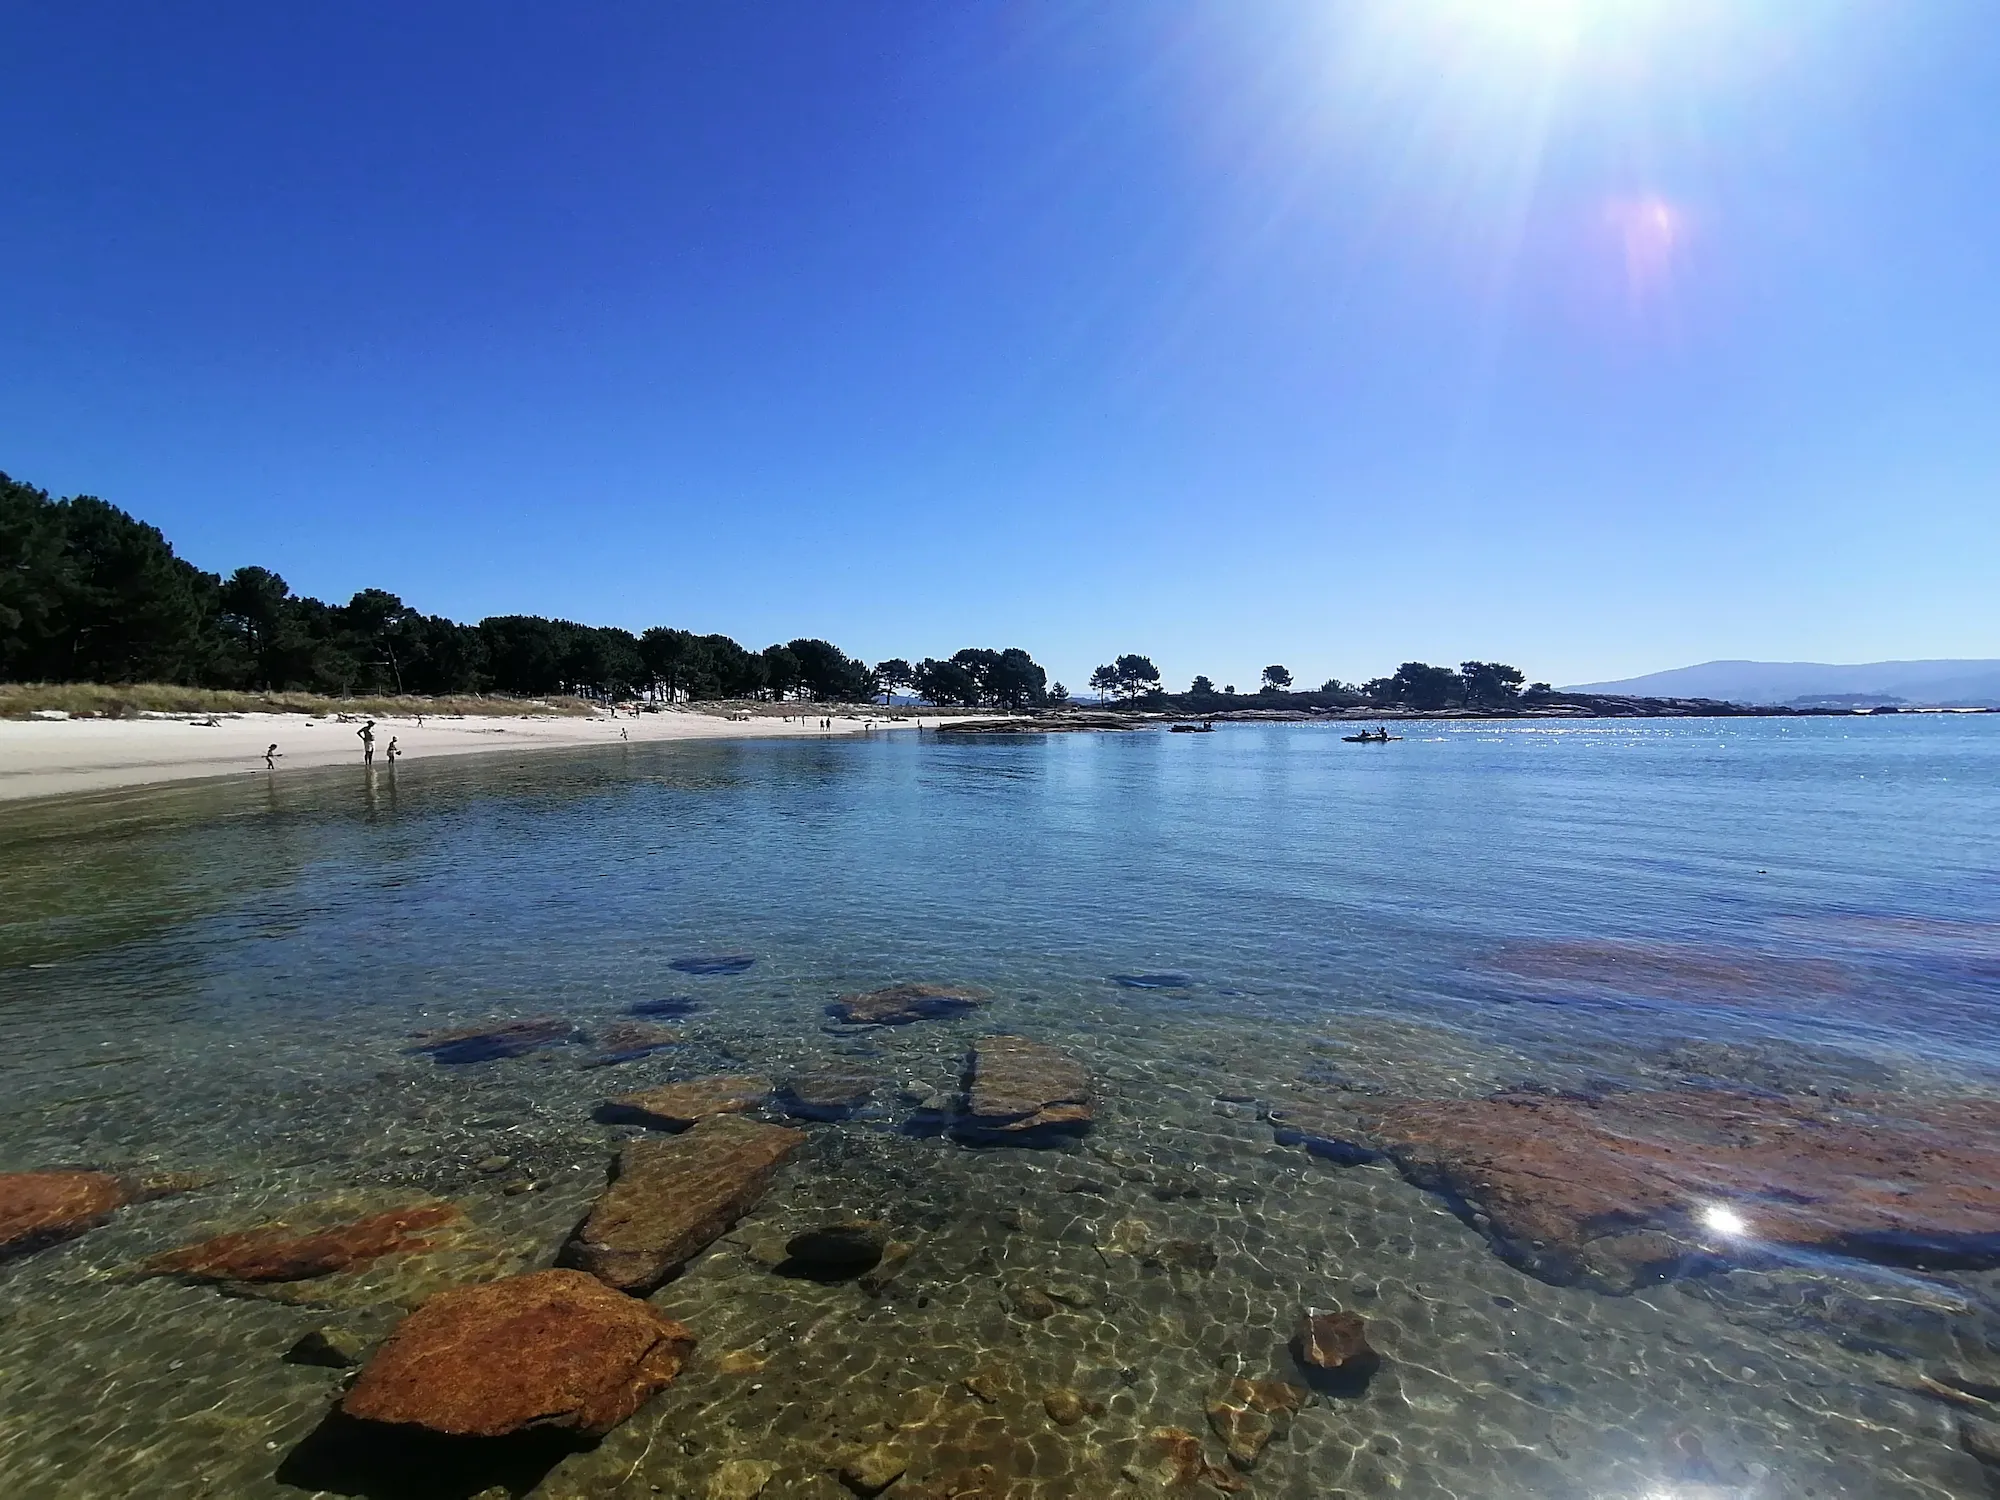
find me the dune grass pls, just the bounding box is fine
[0,682,599,720]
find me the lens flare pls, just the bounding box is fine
[1700,1202,1749,1238]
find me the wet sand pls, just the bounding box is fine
[0,708,962,803]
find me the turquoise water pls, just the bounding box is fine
[2,717,1998,1498]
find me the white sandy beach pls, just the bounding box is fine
[0,707,950,803]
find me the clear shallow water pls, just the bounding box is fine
[1,717,1998,1498]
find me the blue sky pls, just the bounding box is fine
[4,1,1995,691]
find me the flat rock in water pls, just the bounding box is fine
[562,1115,805,1293]
[0,1170,130,1259]
[141,1202,465,1283]
[777,1070,879,1120]
[579,1021,684,1068]
[341,1268,696,1438]
[629,997,699,1018]
[599,1075,774,1130]
[832,982,988,1025]
[1110,972,1193,990]
[671,954,756,975]
[0,1169,198,1261]
[952,1036,1093,1145]
[406,1017,575,1065]
[1278,1087,2000,1292]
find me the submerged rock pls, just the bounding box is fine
[598,1075,774,1130]
[1042,1387,1103,1426]
[1111,972,1193,990]
[1129,1427,1244,1492]
[579,1021,684,1069]
[285,1325,376,1368]
[342,1269,696,1438]
[833,982,988,1025]
[0,1169,200,1262]
[777,1070,880,1121]
[1274,1087,2000,1291]
[952,1035,1093,1146]
[141,1202,465,1283]
[671,954,756,975]
[1205,1377,1307,1469]
[840,1443,908,1495]
[0,1171,130,1260]
[562,1115,805,1293]
[629,996,700,1018]
[707,1459,777,1499]
[782,1220,888,1277]
[406,1017,576,1065]
[1291,1309,1379,1393]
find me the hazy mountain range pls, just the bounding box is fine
[1565,659,2000,708]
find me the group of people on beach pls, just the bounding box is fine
[258,718,400,773]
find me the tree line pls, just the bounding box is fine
[1088,655,1547,710]
[0,471,1054,706]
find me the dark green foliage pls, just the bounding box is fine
[786,638,873,701]
[0,475,220,684]
[1261,664,1292,692]
[0,470,890,703]
[909,647,1048,710]
[873,658,914,703]
[1189,675,1216,696]
[1459,660,1526,707]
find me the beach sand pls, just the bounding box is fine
[0,707,949,803]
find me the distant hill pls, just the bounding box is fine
[1566,660,2000,708]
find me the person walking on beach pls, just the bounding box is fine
[357,720,376,764]
[264,743,280,770]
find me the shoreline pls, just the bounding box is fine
[0,707,961,805]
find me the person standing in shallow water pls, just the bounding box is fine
[385,736,399,764]
[357,720,375,764]
[264,743,280,770]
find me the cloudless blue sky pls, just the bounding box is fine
[4,1,1996,689]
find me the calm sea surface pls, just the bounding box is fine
[2,716,1997,1498]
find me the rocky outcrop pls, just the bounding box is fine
[562,1115,805,1293]
[406,1017,576,1064]
[1272,1086,2000,1291]
[832,983,987,1025]
[1204,1377,1307,1469]
[0,1169,198,1261]
[598,1075,774,1130]
[141,1202,464,1283]
[342,1269,696,1437]
[952,1036,1093,1146]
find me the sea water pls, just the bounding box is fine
[1,716,1997,1498]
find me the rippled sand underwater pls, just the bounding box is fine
[2,720,1998,1499]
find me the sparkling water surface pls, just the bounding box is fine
[2,717,1998,1499]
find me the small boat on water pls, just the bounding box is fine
[1170,722,1215,733]
[1341,728,1400,743]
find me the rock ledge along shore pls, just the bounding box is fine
[1268,1085,2000,1292]
[562,1114,806,1294]
[951,1035,1094,1145]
